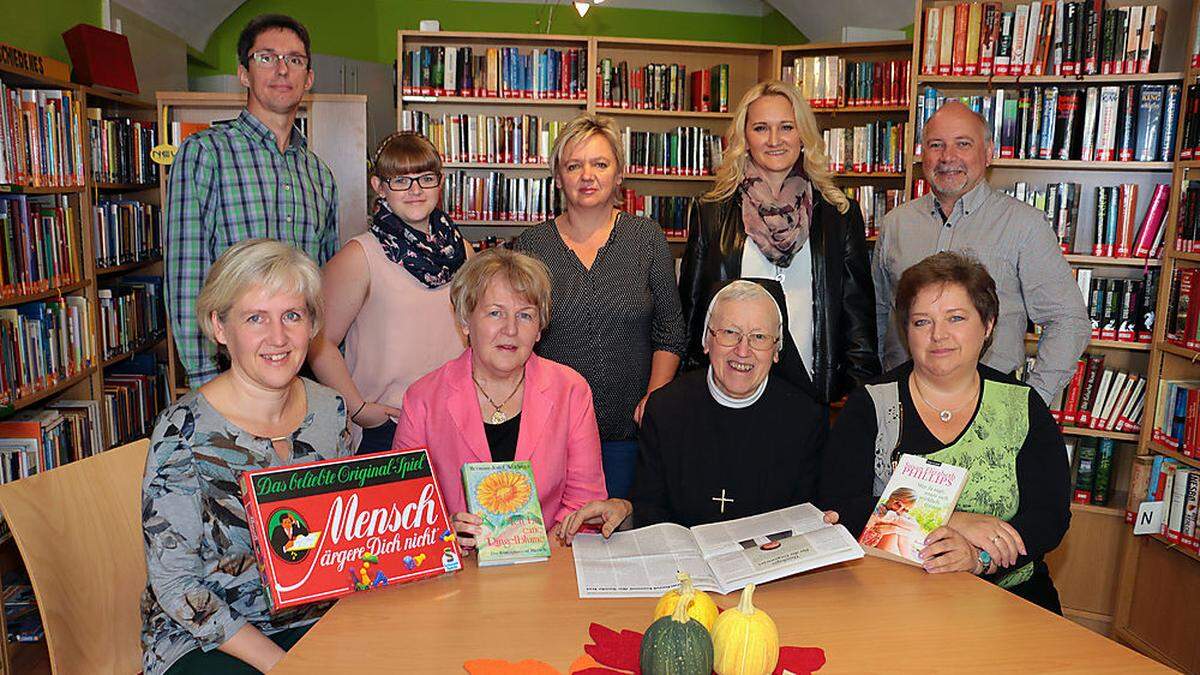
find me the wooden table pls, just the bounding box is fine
[275,550,1166,674]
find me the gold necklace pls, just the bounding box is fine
[912,372,979,423]
[472,371,525,424]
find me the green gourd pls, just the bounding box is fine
[639,589,715,675]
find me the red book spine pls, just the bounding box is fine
[1132,184,1170,257]
[1063,359,1087,425]
[952,4,970,76]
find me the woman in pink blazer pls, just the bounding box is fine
[393,248,606,549]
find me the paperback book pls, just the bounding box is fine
[240,448,461,612]
[859,454,969,566]
[462,460,551,567]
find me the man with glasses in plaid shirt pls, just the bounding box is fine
[165,14,339,387]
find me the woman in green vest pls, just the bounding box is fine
[819,251,1071,613]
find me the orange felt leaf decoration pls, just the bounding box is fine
[463,658,561,675]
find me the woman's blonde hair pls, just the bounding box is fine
[705,80,849,215]
[449,248,553,329]
[548,112,625,205]
[197,238,324,346]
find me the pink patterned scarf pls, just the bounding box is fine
[738,161,814,268]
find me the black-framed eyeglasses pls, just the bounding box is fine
[248,50,310,70]
[381,173,443,191]
[706,326,779,351]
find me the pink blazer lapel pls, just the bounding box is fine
[445,350,492,463]
[515,354,552,462]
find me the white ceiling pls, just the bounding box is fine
[111,0,915,54]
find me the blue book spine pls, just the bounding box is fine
[1149,454,1165,497]
[1135,84,1164,162]
[1159,84,1180,162]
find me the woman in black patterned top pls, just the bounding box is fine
[141,239,351,675]
[514,113,687,500]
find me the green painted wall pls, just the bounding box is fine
[193,0,807,77]
[0,0,102,64]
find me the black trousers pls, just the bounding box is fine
[164,624,313,674]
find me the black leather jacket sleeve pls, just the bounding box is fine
[678,199,725,371]
[835,201,882,398]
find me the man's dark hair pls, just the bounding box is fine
[237,14,312,70]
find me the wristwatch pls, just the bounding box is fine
[976,547,992,574]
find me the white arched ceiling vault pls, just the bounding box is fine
[109,0,914,54]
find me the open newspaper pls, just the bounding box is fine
[571,503,863,597]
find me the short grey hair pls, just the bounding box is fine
[702,280,784,352]
[927,100,993,146]
[196,238,324,345]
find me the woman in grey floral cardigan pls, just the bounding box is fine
[142,239,351,674]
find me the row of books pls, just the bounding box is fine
[1005,181,1168,257]
[1135,456,1200,550]
[1164,268,1200,351]
[441,171,562,223]
[86,112,156,185]
[595,60,730,113]
[921,2,1166,78]
[1076,268,1159,343]
[823,121,906,174]
[784,57,910,109]
[0,297,95,406]
[619,190,692,239]
[0,83,85,187]
[93,200,161,270]
[104,355,170,448]
[97,277,165,361]
[1150,380,1200,458]
[400,111,565,165]
[0,399,102,479]
[1069,436,1118,505]
[1178,84,1200,161]
[1172,183,1200,253]
[843,185,902,240]
[400,46,588,100]
[916,84,1179,163]
[0,194,82,298]
[1050,355,1145,432]
[621,126,724,177]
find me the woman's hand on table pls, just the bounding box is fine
[920,526,979,574]
[451,512,483,553]
[948,511,1025,568]
[554,499,633,546]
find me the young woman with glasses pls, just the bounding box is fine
[309,132,472,452]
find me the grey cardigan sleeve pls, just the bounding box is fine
[872,211,898,364]
[1018,217,1091,403]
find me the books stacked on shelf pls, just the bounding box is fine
[1168,182,1200,252]
[920,2,1167,78]
[1164,268,1200,350]
[0,399,102,476]
[0,297,94,406]
[823,121,906,173]
[400,46,587,100]
[1005,181,1168,256]
[442,171,562,223]
[784,56,910,109]
[0,83,85,187]
[619,190,693,239]
[1072,267,1158,343]
[97,276,165,361]
[1072,436,1117,506]
[103,354,169,447]
[1150,379,1200,456]
[166,119,208,147]
[1049,354,1145,432]
[595,60,730,113]
[2,576,42,643]
[1129,455,1200,550]
[843,185,902,240]
[86,110,157,185]
[93,199,161,270]
[401,111,564,165]
[471,236,505,252]
[916,84,1179,162]
[0,194,81,297]
[621,126,724,177]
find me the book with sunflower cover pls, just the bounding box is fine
[462,461,551,566]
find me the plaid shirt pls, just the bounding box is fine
[165,110,339,387]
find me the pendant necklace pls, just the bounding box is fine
[473,371,526,424]
[912,373,978,423]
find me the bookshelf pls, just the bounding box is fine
[780,39,911,241]
[396,31,776,248]
[155,91,368,395]
[905,0,1195,645]
[1113,0,1200,661]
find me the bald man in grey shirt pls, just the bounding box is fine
[873,102,1090,404]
